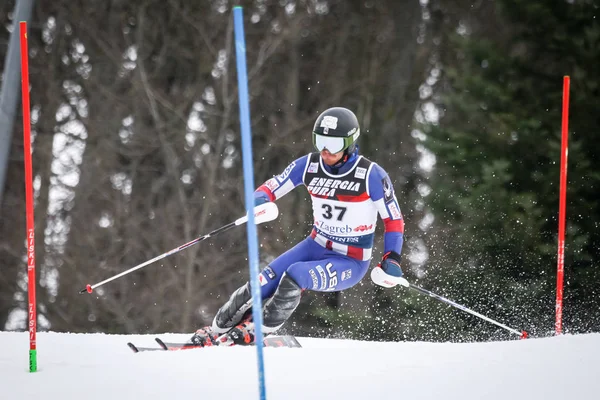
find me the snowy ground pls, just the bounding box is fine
[1,331,599,400]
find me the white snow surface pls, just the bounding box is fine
[1,331,599,400]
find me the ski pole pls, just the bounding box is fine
[79,202,279,294]
[406,282,528,339]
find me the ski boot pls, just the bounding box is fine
[190,326,219,347]
[220,319,256,346]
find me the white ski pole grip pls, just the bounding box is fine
[235,202,279,226]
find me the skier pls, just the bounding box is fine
[191,107,407,346]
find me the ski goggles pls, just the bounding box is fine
[313,133,355,154]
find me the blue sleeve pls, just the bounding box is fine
[255,155,309,201]
[275,155,308,187]
[369,164,405,257]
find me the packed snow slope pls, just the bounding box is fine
[1,331,598,400]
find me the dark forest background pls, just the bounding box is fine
[1,0,598,342]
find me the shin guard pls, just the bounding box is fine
[263,273,302,333]
[212,282,252,332]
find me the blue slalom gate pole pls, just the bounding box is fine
[233,7,267,400]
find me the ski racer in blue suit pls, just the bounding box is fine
[191,107,408,346]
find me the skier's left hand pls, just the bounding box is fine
[370,251,409,288]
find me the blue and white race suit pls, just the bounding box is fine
[254,151,405,298]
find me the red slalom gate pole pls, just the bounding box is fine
[20,21,37,372]
[555,76,570,335]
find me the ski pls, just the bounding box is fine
[155,337,203,351]
[127,335,301,353]
[127,342,166,353]
[126,339,200,353]
[263,335,302,348]
[156,335,301,350]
